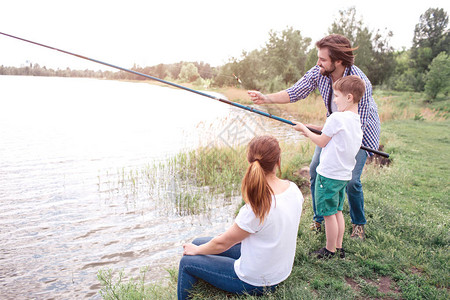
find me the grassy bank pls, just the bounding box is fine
[180,119,449,300]
[98,90,449,299]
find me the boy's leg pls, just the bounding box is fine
[315,175,347,256]
[336,211,345,249]
[324,214,338,252]
[310,146,324,226]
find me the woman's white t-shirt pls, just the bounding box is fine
[234,181,304,286]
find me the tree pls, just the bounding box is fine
[216,50,264,90]
[167,62,183,80]
[154,63,167,79]
[195,62,214,79]
[328,7,395,85]
[329,7,372,74]
[408,8,449,91]
[264,27,311,86]
[178,62,200,82]
[304,48,318,73]
[425,52,450,100]
[368,29,396,86]
[412,7,449,72]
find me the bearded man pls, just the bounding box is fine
[248,34,381,240]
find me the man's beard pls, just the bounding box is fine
[319,63,336,77]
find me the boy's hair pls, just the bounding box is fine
[333,75,366,103]
[316,34,357,67]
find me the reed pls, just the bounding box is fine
[97,266,177,300]
[96,145,245,216]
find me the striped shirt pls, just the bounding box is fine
[286,65,380,156]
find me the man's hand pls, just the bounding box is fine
[248,91,268,105]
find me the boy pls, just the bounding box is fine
[293,75,364,259]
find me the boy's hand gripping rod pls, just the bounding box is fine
[0,32,389,158]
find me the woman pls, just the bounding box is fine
[177,135,304,299]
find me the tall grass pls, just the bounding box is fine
[374,89,448,122]
[98,146,246,216]
[97,267,177,300]
[216,86,448,124]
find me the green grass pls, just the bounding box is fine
[98,92,449,299]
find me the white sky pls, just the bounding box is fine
[1,0,449,71]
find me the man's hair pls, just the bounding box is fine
[333,75,365,103]
[316,34,357,67]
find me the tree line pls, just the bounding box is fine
[218,7,449,100]
[1,7,449,100]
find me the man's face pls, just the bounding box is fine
[317,48,336,76]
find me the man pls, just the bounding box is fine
[248,34,380,240]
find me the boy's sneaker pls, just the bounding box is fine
[351,224,366,240]
[309,221,322,232]
[336,248,346,259]
[310,247,335,259]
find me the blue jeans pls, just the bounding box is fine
[310,147,368,225]
[177,237,277,300]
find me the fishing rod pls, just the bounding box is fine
[0,32,389,158]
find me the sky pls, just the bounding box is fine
[1,0,449,71]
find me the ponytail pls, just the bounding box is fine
[241,136,281,224]
[241,160,274,224]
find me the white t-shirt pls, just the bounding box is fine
[234,181,304,286]
[317,111,363,181]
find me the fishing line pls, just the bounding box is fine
[0,32,389,158]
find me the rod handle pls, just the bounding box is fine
[305,125,389,158]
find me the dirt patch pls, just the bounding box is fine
[346,276,400,299]
[293,166,311,193]
[379,276,399,295]
[366,276,400,295]
[295,166,310,179]
[345,277,361,292]
[410,266,423,275]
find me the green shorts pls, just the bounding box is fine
[314,174,348,216]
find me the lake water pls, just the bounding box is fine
[0,75,298,299]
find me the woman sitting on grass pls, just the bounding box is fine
[177,135,304,299]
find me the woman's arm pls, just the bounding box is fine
[183,223,250,256]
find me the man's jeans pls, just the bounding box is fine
[177,237,277,300]
[310,146,368,225]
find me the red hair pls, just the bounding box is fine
[241,135,281,224]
